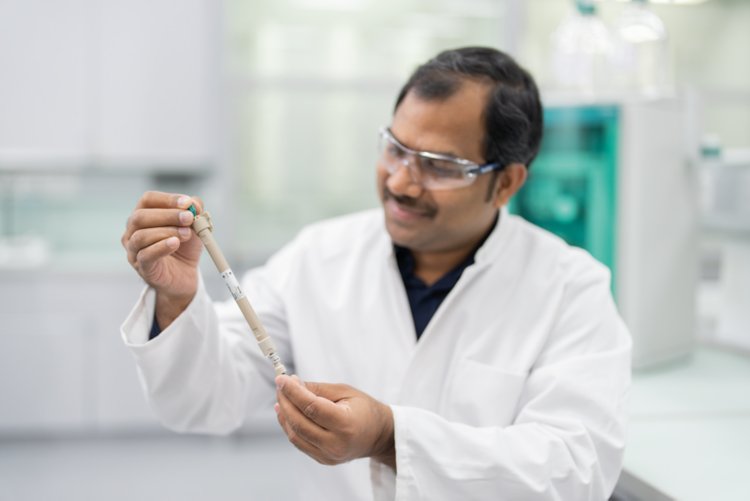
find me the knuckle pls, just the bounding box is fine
[327,443,347,462]
[129,240,145,260]
[134,228,156,250]
[338,424,355,441]
[127,230,142,250]
[288,420,302,438]
[125,245,136,262]
[286,429,298,444]
[127,249,139,268]
[135,249,151,268]
[302,401,318,420]
[129,209,144,228]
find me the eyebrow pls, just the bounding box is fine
[388,128,466,161]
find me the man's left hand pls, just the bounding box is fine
[274,375,395,470]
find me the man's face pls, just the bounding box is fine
[377,80,501,254]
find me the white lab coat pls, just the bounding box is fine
[122,207,631,501]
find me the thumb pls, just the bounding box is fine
[303,381,354,402]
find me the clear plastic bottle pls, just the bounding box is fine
[550,0,617,96]
[615,0,672,96]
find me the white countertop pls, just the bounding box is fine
[623,346,750,500]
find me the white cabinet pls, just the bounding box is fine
[0,0,92,162]
[0,271,159,433]
[617,99,698,367]
[0,0,218,167]
[0,270,279,434]
[94,0,218,164]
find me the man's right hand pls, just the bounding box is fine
[121,191,204,329]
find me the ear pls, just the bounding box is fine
[491,163,527,208]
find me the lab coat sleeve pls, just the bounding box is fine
[373,265,631,501]
[121,264,293,435]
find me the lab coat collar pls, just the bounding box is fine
[473,206,513,266]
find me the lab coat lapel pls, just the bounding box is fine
[392,209,512,409]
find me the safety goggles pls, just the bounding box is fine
[378,127,505,191]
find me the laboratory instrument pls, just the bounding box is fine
[511,100,697,367]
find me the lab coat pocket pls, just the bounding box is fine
[444,358,526,427]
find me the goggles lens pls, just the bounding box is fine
[378,128,499,190]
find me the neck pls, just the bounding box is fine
[411,214,498,286]
[412,246,475,286]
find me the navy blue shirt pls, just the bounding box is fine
[149,312,162,340]
[394,246,473,340]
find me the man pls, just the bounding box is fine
[121,47,631,500]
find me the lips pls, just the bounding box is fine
[382,189,436,222]
[386,198,425,220]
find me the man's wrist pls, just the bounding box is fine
[154,290,195,330]
[372,403,396,471]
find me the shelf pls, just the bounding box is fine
[0,154,212,177]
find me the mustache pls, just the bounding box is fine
[383,187,438,218]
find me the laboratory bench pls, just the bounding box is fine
[616,345,750,501]
[0,266,231,433]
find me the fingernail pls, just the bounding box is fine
[178,227,191,238]
[179,211,194,224]
[274,403,280,414]
[166,236,179,249]
[177,196,190,208]
[276,376,285,390]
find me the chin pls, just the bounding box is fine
[384,220,427,251]
[384,218,413,247]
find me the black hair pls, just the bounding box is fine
[394,47,543,169]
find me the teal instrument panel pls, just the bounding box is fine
[510,105,619,289]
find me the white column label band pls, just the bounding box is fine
[220,269,245,301]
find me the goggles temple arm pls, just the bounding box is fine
[468,162,503,176]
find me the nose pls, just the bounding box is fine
[385,157,424,198]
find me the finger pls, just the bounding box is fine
[275,403,336,465]
[124,207,196,242]
[277,376,347,430]
[276,388,332,448]
[134,236,180,273]
[135,191,192,210]
[189,195,204,214]
[126,226,192,265]
[302,381,355,403]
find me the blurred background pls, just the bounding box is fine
[1,0,749,499]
